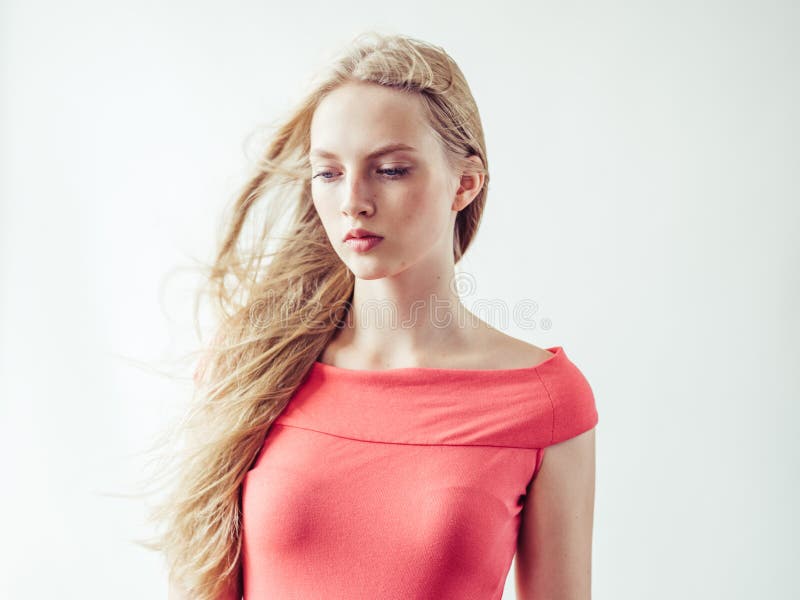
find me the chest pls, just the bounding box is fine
[240,423,538,597]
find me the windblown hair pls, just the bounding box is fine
[138,31,490,600]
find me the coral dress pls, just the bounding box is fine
[240,345,598,599]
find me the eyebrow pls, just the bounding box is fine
[309,142,418,160]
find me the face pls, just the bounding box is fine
[308,81,463,280]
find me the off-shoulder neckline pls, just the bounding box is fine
[312,345,564,377]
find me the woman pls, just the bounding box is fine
[147,31,599,600]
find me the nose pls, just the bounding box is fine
[341,170,375,218]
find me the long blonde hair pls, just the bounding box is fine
[138,30,491,600]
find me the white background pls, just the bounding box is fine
[1,1,798,598]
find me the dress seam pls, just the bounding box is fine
[534,367,556,446]
[272,422,541,450]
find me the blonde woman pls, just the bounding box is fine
[145,31,599,600]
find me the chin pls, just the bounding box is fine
[342,254,405,280]
[347,264,392,280]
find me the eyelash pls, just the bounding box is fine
[312,167,410,182]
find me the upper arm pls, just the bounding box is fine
[515,426,596,600]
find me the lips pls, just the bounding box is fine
[344,236,383,252]
[344,228,383,242]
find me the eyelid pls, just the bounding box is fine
[311,154,413,167]
[312,164,411,174]
[311,166,410,182]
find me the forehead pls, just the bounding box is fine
[309,82,437,158]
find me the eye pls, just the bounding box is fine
[378,167,410,179]
[311,166,410,183]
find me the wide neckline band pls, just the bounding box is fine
[276,345,591,448]
[312,345,564,378]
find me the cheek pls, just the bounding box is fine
[395,182,452,240]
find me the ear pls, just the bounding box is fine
[451,155,485,211]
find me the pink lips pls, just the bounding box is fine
[343,227,384,253]
[344,236,383,252]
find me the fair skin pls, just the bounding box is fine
[310,79,596,598]
[310,79,516,369]
[172,80,595,599]
[516,429,597,599]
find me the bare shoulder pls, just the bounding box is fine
[476,326,554,370]
[320,314,554,371]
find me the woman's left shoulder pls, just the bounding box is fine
[483,332,554,370]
